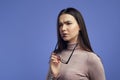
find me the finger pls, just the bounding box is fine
[50,55,61,63]
[51,55,58,59]
[51,55,59,61]
[52,55,61,60]
[51,56,57,61]
[51,58,60,64]
[51,57,58,64]
[50,57,58,63]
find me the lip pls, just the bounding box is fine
[61,33,68,37]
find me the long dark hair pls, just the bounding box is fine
[54,7,93,53]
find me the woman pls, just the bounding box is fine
[46,7,106,80]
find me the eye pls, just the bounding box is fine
[58,22,63,27]
[66,22,72,25]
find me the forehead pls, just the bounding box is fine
[59,14,76,22]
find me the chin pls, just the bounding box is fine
[62,38,70,42]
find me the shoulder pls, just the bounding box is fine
[85,51,102,65]
[86,52,104,71]
[87,52,101,64]
[77,50,100,61]
[74,50,100,64]
[85,52,106,80]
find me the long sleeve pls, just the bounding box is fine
[87,53,106,80]
[46,68,51,80]
[46,44,106,80]
[46,52,58,80]
[46,68,57,80]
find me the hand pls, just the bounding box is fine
[50,54,61,77]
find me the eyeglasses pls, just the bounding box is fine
[54,43,78,64]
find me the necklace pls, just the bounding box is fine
[60,43,78,64]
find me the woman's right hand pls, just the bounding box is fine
[50,54,61,78]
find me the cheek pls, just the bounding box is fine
[71,26,80,34]
[71,27,80,37]
[73,30,79,36]
[59,28,62,34]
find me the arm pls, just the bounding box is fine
[46,53,61,80]
[87,53,106,80]
[46,68,51,80]
[46,69,56,80]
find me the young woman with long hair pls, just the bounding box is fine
[46,7,106,80]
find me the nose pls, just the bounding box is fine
[61,24,67,31]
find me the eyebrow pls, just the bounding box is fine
[59,20,72,24]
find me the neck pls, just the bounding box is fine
[67,42,80,50]
[67,42,78,45]
[67,40,78,45]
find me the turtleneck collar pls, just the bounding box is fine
[67,43,80,50]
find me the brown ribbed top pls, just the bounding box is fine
[47,43,106,80]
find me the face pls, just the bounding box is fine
[59,14,80,43]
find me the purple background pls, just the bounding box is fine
[0,0,120,80]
